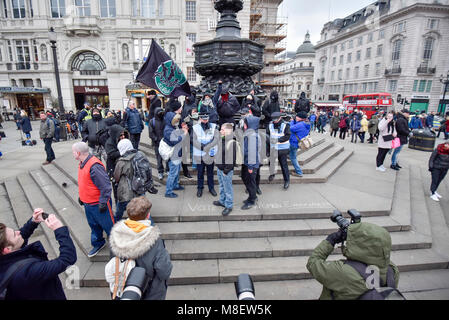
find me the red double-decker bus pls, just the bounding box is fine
[343,93,393,119]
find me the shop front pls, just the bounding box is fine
[73,81,109,110]
[410,95,430,113]
[0,86,50,119]
[125,83,165,111]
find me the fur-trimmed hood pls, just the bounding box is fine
[109,220,161,260]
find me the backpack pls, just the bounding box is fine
[96,127,109,146]
[344,260,406,300]
[105,257,136,300]
[339,118,347,129]
[52,117,60,127]
[130,151,155,195]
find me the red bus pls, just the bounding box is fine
[343,93,393,119]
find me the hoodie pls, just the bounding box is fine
[429,143,449,170]
[105,124,128,174]
[163,112,184,159]
[149,107,165,144]
[109,221,173,300]
[262,91,280,124]
[295,92,311,114]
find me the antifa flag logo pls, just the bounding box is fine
[136,39,191,98]
[154,60,188,96]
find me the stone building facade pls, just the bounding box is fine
[312,0,449,114]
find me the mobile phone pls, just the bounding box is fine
[42,212,49,220]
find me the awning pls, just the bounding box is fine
[0,87,50,94]
[312,102,342,108]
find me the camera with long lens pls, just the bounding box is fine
[120,267,149,300]
[235,274,255,300]
[330,209,362,235]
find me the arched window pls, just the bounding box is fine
[71,51,106,75]
[391,39,402,63]
[423,37,434,60]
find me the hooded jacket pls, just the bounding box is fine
[429,143,449,170]
[289,120,311,149]
[163,112,184,159]
[395,112,411,145]
[0,219,77,300]
[294,92,310,114]
[123,107,144,134]
[149,107,165,144]
[307,222,399,300]
[262,91,280,124]
[149,96,162,120]
[109,221,172,300]
[105,124,128,174]
[216,84,240,126]
[81,113,107,148]
[113,149,140,202]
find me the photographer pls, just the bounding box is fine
[307,221,399,300]
[108,196,172,300]
[0,209,77,300]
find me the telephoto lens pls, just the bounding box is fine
[347,209,362,224]
[235,274,255,300]
[120,267,148,300]
[330,210,351,231]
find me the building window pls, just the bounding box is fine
[134,39,140,60]
[375,63,381,76]
[379,29,385,40]
[339,55,343,65]
[427,19,439,30]
[2,0,7,18]
[340,42,345,51]
[331,71,335,81]
[368,32,373,42]
[12,0,26,18]
[158,0,163,17]
[358,36,363,46]
[333,46,337,54]
[0,48,2,62]
[186,33,196,44]
[376,44,383,56]
[354,66,359,79]
[100,0,116,18]
[364,65,369,77]
[348,40,353,49]
[332,57,336,66]
[32,39,38,62]
[366,47,371,59]
[7,40,14,62]
[298,84,301,90]
[75,0,90,17]
[347,53,352,63]
[15,40,31,70]
[338,69,342,80]
[423,37,434,61]
[393,21,406,34]
[142,39,151,60]
[141,0,156,18]
[356,50,361,61]
[307,84,310,91]
[388,80,397,92]
[346,68,350,79]
[186,1,196,21]
[187,66,196,81]
[413,80,432,93]
[392,39,402,62]
[50,0,65,18]
[71,51,106,75]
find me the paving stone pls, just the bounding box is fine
[218,219,312,238]
[302,144,344,173]
[170,259,219,285]
[404,288,449,300]
[159,221,220,240]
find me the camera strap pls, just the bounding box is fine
[112,257,133,300]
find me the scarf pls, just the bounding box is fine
[437,143,449,155]
[124,219,151,233]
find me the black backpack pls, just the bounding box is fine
[130,151,157,195]
[96,128,109,146]
[345,260,406,300]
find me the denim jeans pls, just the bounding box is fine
[166,160,181,195]
[115,201,129,221]
[84,199,115,248]
[217,169,233,209]
[391,144,403,166]
[43,138,55,162]
[289,145,303,175]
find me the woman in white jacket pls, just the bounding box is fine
[376,112,397,172]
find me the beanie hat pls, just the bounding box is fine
[296,111,308,119]
[117,139,134,156]
[169,100,182,113]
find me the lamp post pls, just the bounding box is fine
[49,27,65,113]
[440,71,449,115]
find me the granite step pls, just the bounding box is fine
[0,183,18,229]
[4,178,34,227]
[164,231,432,261]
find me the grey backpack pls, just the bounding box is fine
[130,151,156,195]
[345,260,406,300]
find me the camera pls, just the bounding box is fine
[120,267,148,300]
[235,274,255,300]
[330,209,362,234]
[42,212,49,220]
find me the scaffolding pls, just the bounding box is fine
[250,0,287,90]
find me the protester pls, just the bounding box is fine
[294,92,311,114]
[198,91,219,124]
[216,81,240,127]
[122,102,144,150]
[39,111,55,165]
[107,196,172,300]
[148,90,162,120]
[289,111,310,177]
[376,112,397,172]
[149,107,166,180]
[428,142,449,202]
[307,222,399,300]
[81,107,107,161]
[72,142,115,258]
[262,91,281,127]
[349,114,361,143]
[391,109,411,171]
[77,102,92,132]
[0,209,77,300]
[267,112,291,190]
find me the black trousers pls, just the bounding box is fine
[430,168,448,194]
[242,165,258,204]
[358,132,365,143]
[339,128,347,139]
[197,161,215,191]
[351,131,358,143]
[153,142,165,174]
[376,148,390,167]
[269,149,290,182]
[43,138,55,162]
[130,133,141,150]
[242,165,260,189]
[331,129,338,137]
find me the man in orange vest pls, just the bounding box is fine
[72,141,115,258]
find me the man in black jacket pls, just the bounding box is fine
[81,107,107,160]
[262,91,281,127]
[391,109,411,170]
[216,82,240,127]
[294,92,310,114]
[149,107,166,180]
[0,209,77,300]
[148,90,162,120]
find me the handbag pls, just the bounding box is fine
[382,134,394,142]
[391,137,401,149]
[299,135,313,150]
[158,139,175,161]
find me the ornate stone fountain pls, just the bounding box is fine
[193,0,265,99]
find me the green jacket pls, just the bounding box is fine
[307,222,400,300]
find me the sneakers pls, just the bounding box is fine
[173,186,185,191]
[165,193,178,198]
[213,201,225,208]
[376,166,386,172]
[88,242,106,258]
[158,173,164,180]
[390,164,400,171]
[430,194,440,202]
[222,208,232,216]
[435,192,442,199]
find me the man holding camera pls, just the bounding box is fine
[0,210,77,300]
[307,216,400,300]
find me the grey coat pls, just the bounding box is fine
[39,118,55,139]
[113,150,139,202]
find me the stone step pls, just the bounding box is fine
[17,170,110,262]
[166,269,449,300]
[158,216,409,240]
[164,231,432,261]
[4,178,34,227]
[82,247,448,287]
[301,144,344,174]
[0,183,18,229]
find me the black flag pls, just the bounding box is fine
[136,39,191,98]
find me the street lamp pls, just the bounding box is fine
[49,27,65,113]
[440,71,449,115]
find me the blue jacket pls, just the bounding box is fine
[243,116,261,170]
[409,116,423,129]
[309,114,317,123]
[350,118,361,131]
[318,114,328,126]
[0,219,77,300]
[289,120,311,149]
[20,116,32,133]
[426,115,434,128]
[123,108,144,134]
[163,112,183,158]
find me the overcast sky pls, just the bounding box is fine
[280,0,375,52]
